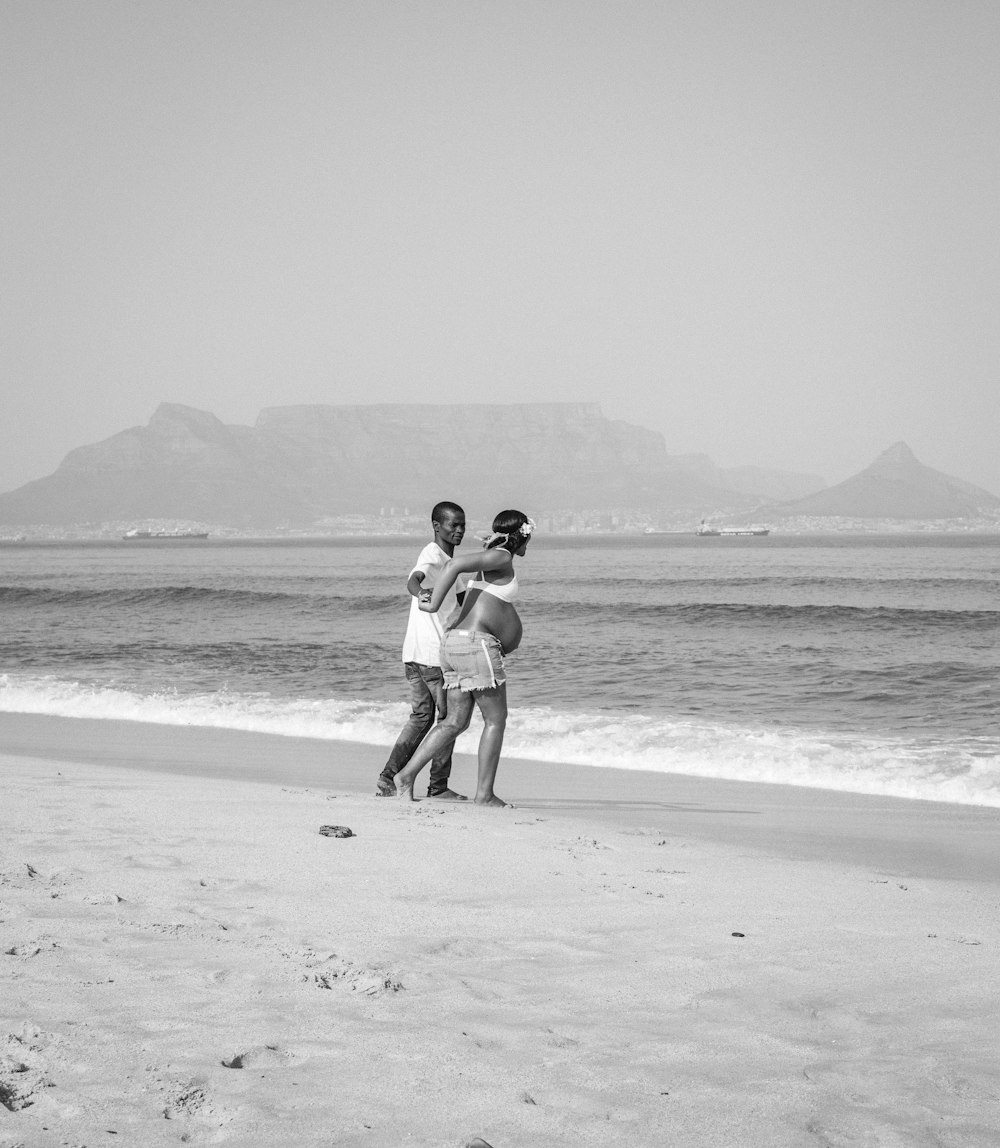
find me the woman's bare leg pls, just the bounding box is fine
[394,691,474,801]
[471,685,509,807]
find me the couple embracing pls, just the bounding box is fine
[376,503,534,808]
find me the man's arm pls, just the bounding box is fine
[410,565,464,607]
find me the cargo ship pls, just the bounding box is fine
[696,520,769,537]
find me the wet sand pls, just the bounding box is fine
[2,712,999,1146]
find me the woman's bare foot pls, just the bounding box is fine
[394,777,417,801]
[474,794,511,808]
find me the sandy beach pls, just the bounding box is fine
[2,713,999,1147]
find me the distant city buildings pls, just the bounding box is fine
[5,506,1000,542]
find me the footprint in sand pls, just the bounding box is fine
[458,978,507,1004]
[82,892,124,906]
[161,1084,241,1142]
[461,1031,505,1051]
[308,955,404,996]
[4,939,57,959]
[161,1075,235,1131]
[285,947,404,996]
[0,1058,51,1112]
[163,1083,208,1119]
[0,863,46,890]
[543,1027,580,1049]
[0,1028,58,1112]
[221,1044,296,1069]
[196,876,253,891]
[424,938,488,959]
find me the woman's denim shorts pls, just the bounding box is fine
[441,629,506,692]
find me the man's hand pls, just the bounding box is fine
[428,679,447,721]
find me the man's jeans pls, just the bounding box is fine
[379,662,453,795]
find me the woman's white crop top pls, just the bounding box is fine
[466,572,519,604]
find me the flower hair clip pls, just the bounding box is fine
[479,518,537,548]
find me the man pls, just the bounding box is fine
[376,501,467,799]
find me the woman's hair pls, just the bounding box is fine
[484,509,532,553]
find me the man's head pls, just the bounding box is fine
[432,501,466,554]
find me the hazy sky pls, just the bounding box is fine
[3,0,999,495]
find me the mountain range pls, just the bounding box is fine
[0,403,995,528]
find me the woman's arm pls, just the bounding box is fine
[418,548,512,613]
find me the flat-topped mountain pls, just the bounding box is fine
[0,402,761,527]
[773,442,1000,519]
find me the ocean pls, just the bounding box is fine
[2,534,998,807]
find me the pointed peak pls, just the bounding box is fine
[864,441,924,479]
[877,441,918,462]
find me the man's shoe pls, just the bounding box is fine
[426,789,468,801]
[375,780,396,797]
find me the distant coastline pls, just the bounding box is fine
[5,521,1000,544]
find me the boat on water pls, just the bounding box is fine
[122,529,209,540]
[696,520,769,537]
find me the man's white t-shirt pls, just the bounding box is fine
[401,542,464,666]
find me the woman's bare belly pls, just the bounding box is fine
[448,589,522,652]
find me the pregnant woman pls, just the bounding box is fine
[392,509,534,808]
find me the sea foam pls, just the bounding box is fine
[1,672,997,809]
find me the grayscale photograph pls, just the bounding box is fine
[2,2,998,1145]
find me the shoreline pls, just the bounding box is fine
[3,711,999,884]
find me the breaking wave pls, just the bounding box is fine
[2,672,997,809]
